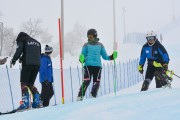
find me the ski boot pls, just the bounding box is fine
[17,92,30,111]
[90,82,100,98]
[154,70,172,88]
[162,76,173,89]
[77,96,83,101]
[90,94,96,98]
[77,81,90,101]
[141,79,151,91]
[32,93,43,108]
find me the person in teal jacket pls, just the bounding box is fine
[39,45,54,107]
[77,29,117,101]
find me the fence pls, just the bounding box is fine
[0,58,143,112]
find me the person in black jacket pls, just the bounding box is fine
[11,32,42,110]
[138,30,170,91]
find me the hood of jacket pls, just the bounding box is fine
[16,32,30,43]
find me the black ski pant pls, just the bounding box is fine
[78,66,102,98]
[145,65,164,88]
[40,82,54,107]
[20,65,40,96]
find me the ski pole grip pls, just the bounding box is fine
[113,51,118,59]
[79,54,85,63]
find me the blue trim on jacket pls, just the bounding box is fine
[39,54,54,83]
[81,41,110,67]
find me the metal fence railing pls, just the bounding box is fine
[0,58,143,112]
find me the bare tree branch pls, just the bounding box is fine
[40,29,52,44]
[64,22,86,56]
[1,27,16,56]
[20,18,52,43]
[21,18,43,38]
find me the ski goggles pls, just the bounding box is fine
[146,36,156,41]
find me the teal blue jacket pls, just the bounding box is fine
[81,41,110,67]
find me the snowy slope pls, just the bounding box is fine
[1,17,180,120]
[1,16,180,120]
[1,81,180,120]
[1,3,180,120]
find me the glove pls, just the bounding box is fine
[10,59,16,67]
[153,61,168,73]
[19,57,22,63]
[162,63,168,71]
[109,54,114,60]
[44,80,50,86]
[138,65,144,74]
[79,54,85,63]
[153,61,163,67]
[109,51,118,60]
[0,57,8,65]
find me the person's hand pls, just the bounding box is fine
[138,65,144,74]
[109,54,114,60]
[162,63,168,71]
[44,80,50,86]
[109,51,118,60]
[0,57,8,65]
[19,57,22,63]
[10,59,16,68]
[79,54,85,63]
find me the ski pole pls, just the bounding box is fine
[167,70,180,79]
[52,83,57,105]
[6,65,15,110]
[113,51,118,96]
[153,61,180,79]
[113,59,117,96]
[142,74,145,81]
[81,63,84,98]
[79,54,85,98]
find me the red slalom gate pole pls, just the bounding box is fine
[58,18,65,104]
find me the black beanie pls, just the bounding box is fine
[45,45,53,54]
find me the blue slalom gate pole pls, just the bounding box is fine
[6,65,15,110]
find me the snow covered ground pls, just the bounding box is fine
[1,17,180,120]
[1,79,180,120]
[1,19,180,120]
[1,1,180,119]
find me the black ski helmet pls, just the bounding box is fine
[87,29,98,38]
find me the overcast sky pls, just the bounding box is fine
[0,0,180,51]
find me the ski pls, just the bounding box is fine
[0,109,17,115]
[0,108,33,115]
[0,106,44,116]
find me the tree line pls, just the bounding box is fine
[0,12,87,58]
